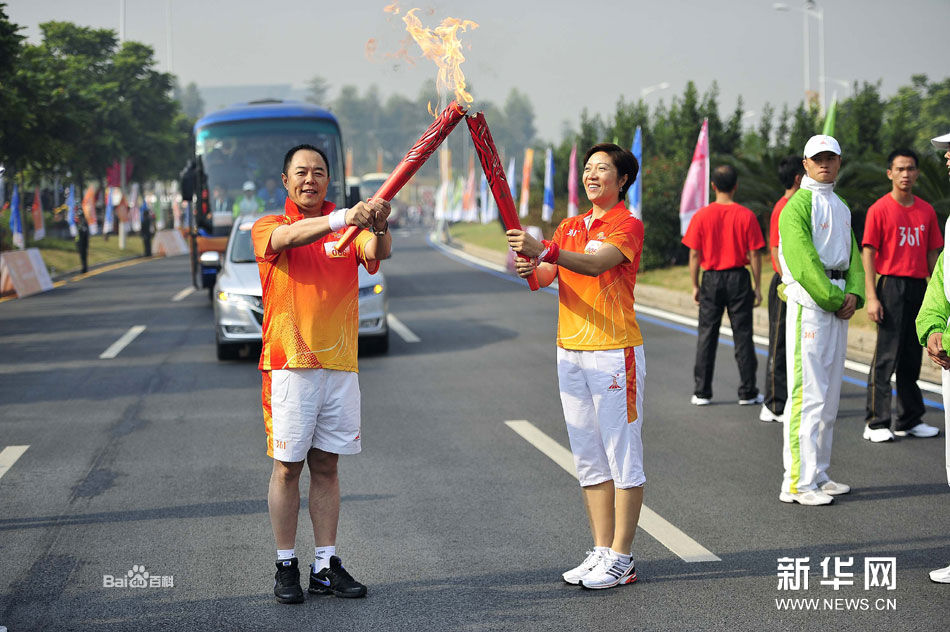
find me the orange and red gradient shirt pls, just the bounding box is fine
[252,198,377,373]
[552,201,644,350]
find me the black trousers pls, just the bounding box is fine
[866,276,927,431]
[764,272,787,415]
[694,268,758,400]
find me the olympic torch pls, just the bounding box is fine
[335,100,468,251]
[466,112,540,291]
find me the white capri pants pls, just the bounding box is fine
[557,345,646,488]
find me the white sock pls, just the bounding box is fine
[609,549,632,565]
[277,548,295,561]
[315,546,336,571]
[594,545,610,555]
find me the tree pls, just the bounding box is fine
[304,75,330,107]
[175,81,204,119]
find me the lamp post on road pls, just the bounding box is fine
[774,1,826,113]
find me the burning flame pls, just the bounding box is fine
[401,8,478,110]
[383,1,400,14]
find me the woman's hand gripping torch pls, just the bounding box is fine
[335,101,468,251]
[465,112,540,291]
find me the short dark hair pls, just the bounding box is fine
[887,148,918,168]
[711,164,738,192]
[282,144,330,176]
[777,155,806,189]
[582,143,639,200]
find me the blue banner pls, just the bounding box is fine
[628,126,643,219]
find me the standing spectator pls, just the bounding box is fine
[862,149,942,442]
[777,135,864,506]
[76,204,89,273]
[141,204,153,258]
[915,134,950,583]
[761,157,805,423]
[683,164,765,406]
[233,180,264,217]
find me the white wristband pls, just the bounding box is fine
[328,209,347,232]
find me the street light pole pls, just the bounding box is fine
[640,82,671,99]
[774,1,826,113]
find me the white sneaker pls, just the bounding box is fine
[759,405,783,423]
[779,489,834,505]
[930,564,950,583]
[894,422,940,438]
[863,426,896,443]
[691,395,712,406]
[562,549,606,585]
[739,393,765,406]
[817,479,851,495]
[580,551,637,589]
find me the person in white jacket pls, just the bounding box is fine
[776,135,865,506]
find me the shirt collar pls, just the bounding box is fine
[284,196,336,220]
[584,200,630,227]
[801,175,835,195]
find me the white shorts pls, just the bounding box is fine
[263,368,361,461]
[557,346,645,488]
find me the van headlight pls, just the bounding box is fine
[217,292,263,310]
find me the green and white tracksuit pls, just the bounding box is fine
[777,176,865,494]
[914,221,950,487]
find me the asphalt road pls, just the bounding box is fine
[1,229,948,632]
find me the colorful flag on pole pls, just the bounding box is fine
[567,142,579,217]
[103,186,115,234]
[519,148,534,218]
[31,187,45,241]
[67,184,77,237]
[9,183,24,249]
[679,118,709,236]
[628,126,643,219]
[462,154,477,222]
[507,157,516,201]
[82,185,99,235]
[822,94,837,136]
[542,147,555,222]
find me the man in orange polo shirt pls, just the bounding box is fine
[862,148,942,443]
[251,144,391,604]
[682,164,765,406]
[761,156,805,423]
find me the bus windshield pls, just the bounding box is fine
[197,118,344,235]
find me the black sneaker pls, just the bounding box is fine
[309,555,367,598]
[274,557,304,604]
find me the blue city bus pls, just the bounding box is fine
[184,99,351,289]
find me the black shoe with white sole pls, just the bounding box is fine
[309,556,367,598]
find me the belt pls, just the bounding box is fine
[825,269,847,280]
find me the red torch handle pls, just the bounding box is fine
[335,101,467,251]
[465,112,540,291]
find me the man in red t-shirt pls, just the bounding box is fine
[683,165,765,406]
[761,156,805,423]
[863,148,943,442]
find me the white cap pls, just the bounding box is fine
[242,180,256,191]
[803,135,841,158]
[931,132,950,151]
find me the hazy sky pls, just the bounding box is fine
[8,0,949,142]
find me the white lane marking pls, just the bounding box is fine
[505,420,721,563]
[0,445,29,481]
[635,304,942,395]
[172,287,195,302]
[99,325,147,359]
[387,314,420,343]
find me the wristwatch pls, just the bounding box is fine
[374,221,389,237]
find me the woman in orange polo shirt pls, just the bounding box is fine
[507,143,644,590]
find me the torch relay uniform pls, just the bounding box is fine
[913,233,950,583]
[551,201,645,588]
[777,175,864,501]
[252,197,379,461]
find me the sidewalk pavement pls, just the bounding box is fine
[439,235,943,385]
